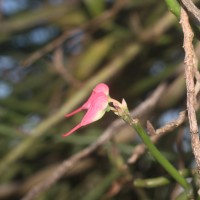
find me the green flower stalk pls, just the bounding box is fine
[109,97,192,194]
[63,83,192,196]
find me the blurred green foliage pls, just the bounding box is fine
[0,0,199,199]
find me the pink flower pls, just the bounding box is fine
[62,83,109,137]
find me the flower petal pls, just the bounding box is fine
[62,123,82,137]
[65,106,84,117]
[63,83,110,137]
[81,94,108,126]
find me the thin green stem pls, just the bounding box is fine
[165,0,180,18]
[132,121,190,190]
[135,176,171,188]
[134,169,190,188]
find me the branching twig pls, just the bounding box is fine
[155,111,187,135]
[180,7,200,169]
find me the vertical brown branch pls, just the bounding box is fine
[180,7,200,170]
[181,0,200,25]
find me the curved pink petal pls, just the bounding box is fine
[82,91,98,109]
[93,83,109,94]
[62,123,82,137]
[65,106,84,117]
[81,94,108,126]
[63,83,109,137]
[65,83,109,116]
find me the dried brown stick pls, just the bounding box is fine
[21,84,166,200]
[180,7,200,169]
[180,0,200,97]
[155,111,187,135]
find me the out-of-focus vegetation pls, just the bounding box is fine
[0,0,199,199]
